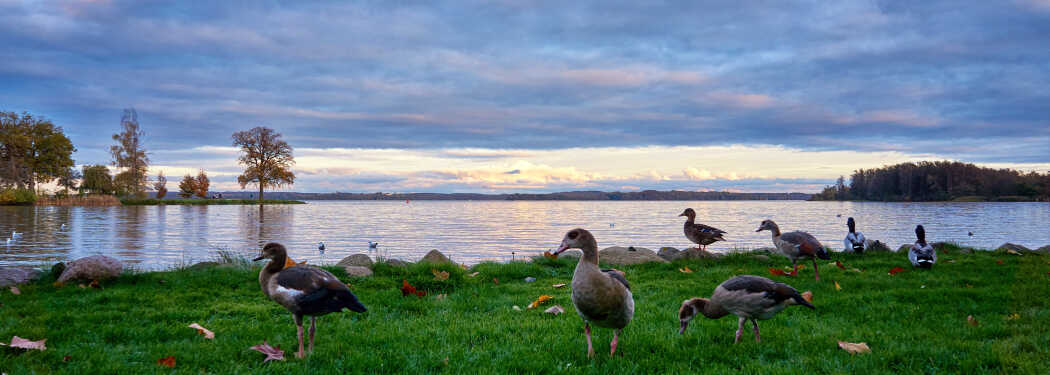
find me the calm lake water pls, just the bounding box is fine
[1,201,1048,270]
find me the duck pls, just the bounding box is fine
[842,217,866,253]
[909,225,936,269]
[254,242,367,358]
[756,220,831,281]
[552,228,634,357]
[678,275,814,343]
[679,208,727,251]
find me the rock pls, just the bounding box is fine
[524,277,536,283]
[50,262,66,279]
[0,267,43,287]
[670,248,722,261]
[865,240,891,252]
[420,250,451,264]
[996,243,1031,253]
[337,254,374,268]
[657,247,681,261]
[57,255,123,283]
[598,246,668,265]
[752,254,771,262]
[384,258,408,267]
[343,266,373,277]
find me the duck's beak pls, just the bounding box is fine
[679,321,689,335]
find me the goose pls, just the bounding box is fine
[679,208,727,251]
[756,220,831,281]
[843,217,866,253]
[254,243,367,358]
[909,225,936,269]
[679,275,814,343]
[552,228,634,357]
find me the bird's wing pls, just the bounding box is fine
[601,268,630,291]
[692,223,727,236]
[780,231,823,255]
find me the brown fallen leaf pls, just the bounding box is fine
[432,269,450,281]
[965,284,973,288]
[835,261,846,270]
[467,272,479,278]
[528,295,553,309]
[967,315,979,326]
[552,283,566,288]
[5,336,46,351]
[250,341,285,362]
[679,266,693,273]
[188,323,215,339]
[63,355,72,362]
[834,281,842,291]
[492,277,499,285]
[838,341,871,354]
[78,284,86,289]
[995,259,1004,265]
[89,280,101,289]
[543,251,558,260]
[10,286,20,295]
[946,259,956,263]
[157,356,176,368]
[769,268,787,276]
[53,281,64,288]
[801,291,813,303]
[544,305,565,315]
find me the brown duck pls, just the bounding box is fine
[678,275,814,343]
[254,243,367,358]
[756,219,831,281]
[679,208,727,251]
[553,228,634,357]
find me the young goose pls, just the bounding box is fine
[254,242,367,358]
[843,217,866,253]
[756,220,831,281]
[679,275,814,343]
[909,225,936,269]
[552,228,634,357]
[679,208,727,251]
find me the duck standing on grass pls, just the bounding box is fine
[679,208,727,251]
[254,242,367,358]
[678,275,814,343]
[843,217,866,253]
[552,228,634,357]
[756,219,831,281]
[909,225,937,269]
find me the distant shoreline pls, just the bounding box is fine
[168,190,814,201]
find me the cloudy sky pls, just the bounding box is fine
[3,0,1049,193]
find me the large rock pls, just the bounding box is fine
[384,258,408,267]
[996,243,1031,253]
[421,250,451,264]
[670,248,722,261]
[752,254,771,262]
[598,246,668,265]
[57,255,123,283]
[657,247,680,261]
[865,240,891,252]
[0,267,42,287]
[337,254,374,268]
[343,266,374,277]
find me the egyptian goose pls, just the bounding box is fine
[843,217,866,253]
[679,208,727,251]
[909,225,936,269]
[254,243,367,358]
[678,275,814,343]
[553,228,634,357]
[756,220,831,281]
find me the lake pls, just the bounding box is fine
[2,201,1048,270]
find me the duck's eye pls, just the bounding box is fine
[568,231,579,240]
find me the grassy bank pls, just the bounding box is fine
[120,198,306,205]
[35,194,121,206]
[2,250,1048,374]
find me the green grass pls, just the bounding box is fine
[2,251,1048,374]
[120,198,306,205]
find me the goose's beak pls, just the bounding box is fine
[553,241,570,255]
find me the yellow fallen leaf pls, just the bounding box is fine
[435,293,447,300]
[432,269,450,281]
[528,295,553,309]
[679,267,693,273]
[544,305,565,315]
[552,283,566,288]
[1006,313,1021,321]
[834,281,842,291]
[838,341,871,354]
[801,291,813,303]
[188,323,215,339]
[1006,249,1021,255]
[467,272,479,278]
[967,315,979,326]
[965,284,973,288]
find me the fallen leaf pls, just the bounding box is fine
[544,305,565,315]
[467,272,479,278]
[157,356,176,368]
[552,283,566,288]
[250,341,285,362]
[837,341,871,354]
[444,356,449,365]
[967,315,979,326]
[679,267,693,273]
[528,295,553,309]
[53,281,64,288]
[6,336,46,351]
[1006,249,1021,255]
[89,280,101,289]
[996,259,1004,265]
[543,251,557,260]
[769,268,787,276]
[851,268,863,273]
[78,284,86,289]
[63,355,71,362]
[432,269,450,281]
[401,280,425,298]
[965,284,973,288]
[9,286,20,295]
[834,281,842,291]
[835,261,846,270]
[188,323,215,339]
[801,291,813,303]
[512,305,522,311]
[888,267,907,275]
[1006,313,1021,321]
[946,259,956,263]
[435,293,447,300]
[492,277,499,285]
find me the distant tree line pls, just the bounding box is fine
[812,161,1050,201]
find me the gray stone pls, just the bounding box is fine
[671,248,722,261]
[524,277,537,283]
[598,246,668,265]
[752,254,771,262]
[420,250,451,264]
[384,258,408,267]
[57,255,123,283]
[337,254,374,268]
[865,240,891,252]
[657,247,680,261]
[343,265,374,277]
[0,267,43,287]
[996,243,1031,253]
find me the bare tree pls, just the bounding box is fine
[232,127,295,202]
[152,171,168,199]
[110,109,149,197]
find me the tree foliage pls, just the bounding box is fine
[153,171,168,199]
[80,165,113,194]
[58,167,81,193]
[812,161,1050,201]
[110,109,149,197]
[178,174,196,199]
[0,111,76,190]
[194,170,210,199]
[232,127,295,202]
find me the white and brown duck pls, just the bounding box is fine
[843,217,866,253]
[679,208,727,251]
[678,275,814,343]
[756,220,831,281]
[254,242,367,358]
[553,228,634,357]
[909,225,936,269]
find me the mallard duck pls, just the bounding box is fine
[843,217,866,253]
[756,220,831,281]
[553,228,634,357]
[679,275,813,343]
[254,243,367,358]
[909,225,936,269]
[679,208,727,251]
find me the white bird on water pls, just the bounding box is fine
[5,238,12,246]
[61,224,67,230]
[368,241,378,250]
[11,231,22,239]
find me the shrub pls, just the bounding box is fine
[0,188,37,205]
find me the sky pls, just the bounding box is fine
[2,0,1049,194]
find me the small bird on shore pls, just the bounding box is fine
[368,241,378,250]
[909,225,937,269]
[317,242,326,254]
[679,208,727,251]
[254,243,367,358]
[552,228,634,357]
[843,217,866,253]
[757,220,831,281]
[679,275,814,343]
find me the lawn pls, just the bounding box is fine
[1,249,1048,374]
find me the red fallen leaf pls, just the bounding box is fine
[769,268,787,276]
[788,269,798,277]
[157,356,176,368]
[835,261,846,270]
[888,267,907,275]
[995,259,1004,265]
[492,277,499,285]
[4,336,46,351]
[543,251,557,260]
[401,280,418,297]
[250,341,285,362]
[63,355,72,362]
